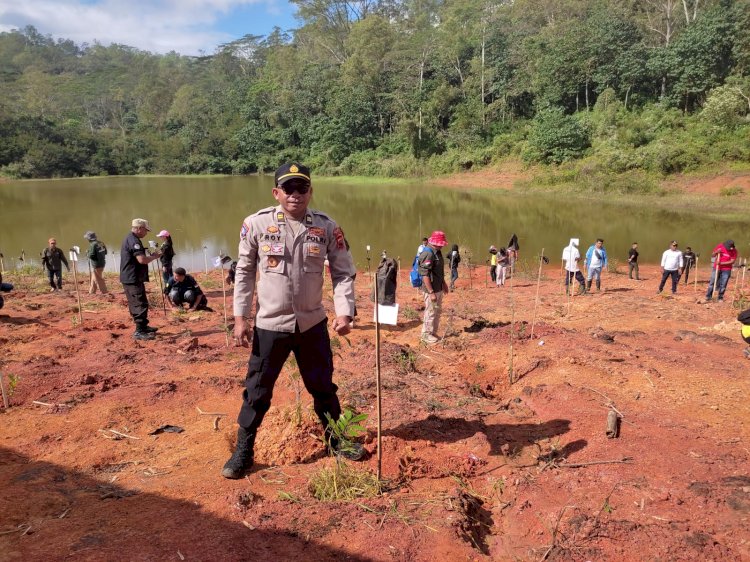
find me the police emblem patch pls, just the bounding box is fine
[240,222,249,239]
[134,244,141,249]
[333,227,346,250]
[267,257,279,267]
[261,245,271,253]
[308,227,325,237]
[290,164,299,173]
[267,226,279,234]
[309,245,321,256]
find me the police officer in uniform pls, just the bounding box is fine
[120,218,162,341]
[222,162,357,479]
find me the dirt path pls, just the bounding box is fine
[1,264,749,561]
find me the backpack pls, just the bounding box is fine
[410,247,433,288]
[97,242,108,258]
[738,308,750,325]
[371,258,398,305]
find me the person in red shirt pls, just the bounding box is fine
[704,240,738,302]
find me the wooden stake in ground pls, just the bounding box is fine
[69,249,83,325]
[730,262,741,307]
[742,258,747,290]
[0,251,4,274]
[508,253,516,384]
[374,267,382,481]
[694,256,699,293]
[709,256,720,300]
[220,259,229,347]
[530,249,545,339]
[202,246,209,274]
[466,257,473,288]
[0,373,8,409]
[150,260,167,316]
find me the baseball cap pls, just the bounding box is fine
[132,218,151,231]
[428,231,448,247]
[157,230,170,238]
[275,162,311,186]
[83,231,96,241]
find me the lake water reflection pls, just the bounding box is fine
[0,175,747,273]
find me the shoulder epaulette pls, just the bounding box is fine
[310,209,331,221]
[250,206,276,218]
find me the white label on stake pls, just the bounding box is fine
[69,251,78,262]
[374,303,399,326]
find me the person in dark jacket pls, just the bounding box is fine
[164,267,209,310]
[447,244,461,290]
[0,270,12,310]
[42,238,69,292]
[84,231,108,294]
[157,230,175,285]
[120,219,162,340]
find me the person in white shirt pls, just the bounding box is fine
[658,241,684,294]
[562,239,586,295]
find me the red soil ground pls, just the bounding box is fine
[1,260,749,561]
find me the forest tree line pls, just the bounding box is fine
[0,0,749,184]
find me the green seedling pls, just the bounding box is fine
[323,409,367,457]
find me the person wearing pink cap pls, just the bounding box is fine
[157,230,175,285]
[418,231,449,344]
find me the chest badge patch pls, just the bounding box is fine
[309,245,321,256]
[308,227,325,237]
[261,245,271,253]
[134,244,141,249]
[267,256,279,267]
[267,226,279,234]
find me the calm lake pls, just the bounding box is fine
[0,175,747,273]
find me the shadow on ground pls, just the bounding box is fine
[0,447,374,562]
[384,415,572,456]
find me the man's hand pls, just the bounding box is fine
[233,316,251,347]
[331,315,352,336]
[430,292,437,302]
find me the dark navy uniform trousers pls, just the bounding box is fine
[238,318,341,434]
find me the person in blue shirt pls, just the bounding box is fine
[585,238,608,292]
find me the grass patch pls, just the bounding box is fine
[308,459,381,501]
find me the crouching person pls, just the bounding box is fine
[164,267,208,311]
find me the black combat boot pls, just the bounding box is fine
[221,427,255,479]
[585,280,592,293]
[596,279,601,291]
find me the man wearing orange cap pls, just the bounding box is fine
[418,231,449,344]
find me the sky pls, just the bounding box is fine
[0,0,298,56]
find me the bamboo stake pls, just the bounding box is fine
[70,258,83,325]
[730,263,741,307]
[709,255,720,300]
[202,246,209,274]
[694,256,699,293]
[530,249,545,339]
[221,263,229,347]
[0,373,8,409]
[509,253,516,384]
[741,258,747,291]
[374,267,382,481]
[0,253,4,273]
[151,260,167,316]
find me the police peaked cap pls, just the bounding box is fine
[275,162,311,186]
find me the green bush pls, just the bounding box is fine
[523,108,591,164]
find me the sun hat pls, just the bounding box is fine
[428,231,448,247]
[132,218,151,231]
[157,230,170,238]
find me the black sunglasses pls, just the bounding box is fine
[279,182,310,195]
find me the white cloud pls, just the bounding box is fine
[0,0,278,55]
